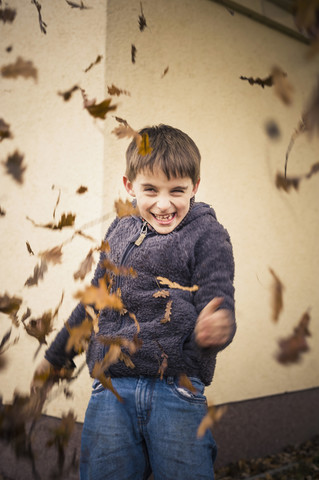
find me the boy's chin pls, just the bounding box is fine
[148,219,179,234]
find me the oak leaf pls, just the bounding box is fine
[138,2,147,31]
[197,404,227,438]
[131,44,137,63]
[1,57,37,81]
[74,278,123,311]
[275,172,300,192]
[114,198,139,217]
[157,276,199,292]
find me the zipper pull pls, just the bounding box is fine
[135,221,148,246]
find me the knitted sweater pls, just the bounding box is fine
[45,201,235,386]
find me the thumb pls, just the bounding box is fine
[201,297,224,316]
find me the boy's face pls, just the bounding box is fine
[123,168,200,234]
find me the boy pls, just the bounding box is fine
[34,124,236,480]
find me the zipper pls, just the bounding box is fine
[134,220,148,246]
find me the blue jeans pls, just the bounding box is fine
[80,376,217,480]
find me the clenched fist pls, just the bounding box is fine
[195,297,234,348]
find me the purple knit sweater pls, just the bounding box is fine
[45,201,235,386]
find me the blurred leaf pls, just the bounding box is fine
[81,89,117,119]
[276,310,311,364]
[27,212,76,230]
[2,150,26,184]
[239,73,273,88]
[46,410,76,474]
[264,119,281,140]
[0,7,16,23]
[0,118,13,141]
[39,245,63,265]
[272,65,294,105]
[107,84,130,96]
[161,66,169,78]
[66,318,92,353]
[76,185,88,194]
[24,260,48,287]
[131,44,137,63]
[84,54,102,72]
[138,132,153,156]
[303,76,319,136]
[0,293,22,325]
[0,206,6,216]
[138,2,147,31]
[66,0,90,9]
[74,248,95,281]
[160,300,172,324]
[112,120,142,149]
[197,404,227,438]
[275,172,301,192]
[74,278,123,311]
[58,84,79,101]
[269,267,284,322]
[157,276,199,292]
[26,241,34,255]
[1,56,37,81]
[153,290,170,298]
[179,374,196,393]
[114,198,139,217]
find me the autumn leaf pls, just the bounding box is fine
[0,293,22,325]
[157,276,199,292]
[138,132,153,156]
[66,0,90,9]
[158,353,168,380]
[0,206,6,216]
[31,0,47,34]
[65,318,92,353]
[131,44,137,63]
[85,305,99,333]
[197,404,227,438]
[98,334,142,355]
[102,258,137,278]
[107,84,130,96]
[0,7,16,23]
[138,2,147,31]
[73,248,95,281]
[179,374,197,393]
[76,185,88,194]
[112,119,142,145]
[276,309,311,364]
[161,66,169,78]
[1,56,38,81]
[2,150,26,184]
[0,329,11,354]
[269,268,284,322]
[40,245,63,265]
[0,118,13,141]
[153,290,170,298]
[114,198,140,217]
[272,66,294,105]
[27,212,76,230]
[275,172,301,192]
[74,277,123,311]
[26,241,34,255]
[24,259,48,287]
[160,300,172,324]
[128,312,140,333]
[239,74,274,88]
[58,84,79,101]
[84,54,102,72]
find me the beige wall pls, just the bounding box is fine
[1,0,318,421]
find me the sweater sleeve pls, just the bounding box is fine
[191,216,236,353]
[45,216,120,368]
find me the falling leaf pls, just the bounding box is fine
[161,66,169,78]
[269,268,284,322]
[276,310,311,364]
[76,185,88,194]
[239,74,274,88]
[102,258,137,278]
[107,84,130,96]
[66,0,90,9]
[24,260,48,287]
[0,118,12,141]
[114,116,129,127]
[264,119,281,140]
[81,89,117,120]
[275,172,301,192]
[65,318,92,353]
[2,150,26,184]
[157,276,199,292]
[85,305,99,333]
[31,0,47,33]
[128,312,140,333]
[22,294,63,345]
[272,66,294,105]
[27,212,76,230]
[131,44,137,63]
[179,374,196,393]
[58,85,79,101]
[112,121,143,150]
[26,241,34,255]
[153,290,170,298]
[0,206,6,216]
[114,198,140,217]
[73,248,95,280]
[158,352,168,380]
[0,293,22,325]
[0,329,12,362]
[0,7,16,23]
[160,300,172,324]
[84,54,102,72]
[46,410,76,474]
[197,404,227,438]
[138,132,153,156]
[98,334,142,355]
[39,245,63,265]
[1,56,38,81]
[74,277,123,311]
[138,2,147,31]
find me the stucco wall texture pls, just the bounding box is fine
[1,0,318,422]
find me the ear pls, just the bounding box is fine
[123,176,136,197]
[192,178,200,196]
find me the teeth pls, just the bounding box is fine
[154,213,174,220]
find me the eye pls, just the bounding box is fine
[171,189,185,194]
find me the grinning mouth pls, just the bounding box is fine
[152,212,176,222]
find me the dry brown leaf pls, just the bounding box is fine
[138,2,147,31]
[0,118,12,141]
[197,405,227,438]
[58,85,79,101]
[84,54,102,72]
[65,318,92,353]
[0,7,16,23]
[161,66,169,78]
[26,241,34,255]
[0,293,22,326]
[24,260,48,287]
[74,278,123,311]
[47,410,76,449]
[2,150,26,184]
[128,312,140,333]
[179,374,196,393]
[22,294,63,345]
[131,44,137,63]
[1,57,37,81]
[153,290,170,298]
[276,310,311,364]
[114,198,140,217]
[112,123,142,145]
[85,305,99,333]
[102,258,137,278]
[157,276,199,292]
[39,245,63,265]
[269,268,284,322]
[107,84,130,96]
[138,132,153,156]
[158,353,168,380]
[275,172,301,192]
[272,66,294,105]
[74,248,95,281]
[76,185,88,194]
[160,300,172,324]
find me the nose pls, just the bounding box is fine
[156,195,171,210]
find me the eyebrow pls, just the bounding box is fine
[141,183,188,191]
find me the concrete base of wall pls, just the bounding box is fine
[0,387,318,479]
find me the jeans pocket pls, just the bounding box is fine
[171,377,207,404]
[91,379,105,395]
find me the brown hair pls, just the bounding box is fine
[125,124,201,185]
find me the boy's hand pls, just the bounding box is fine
[31,358,54,393]
[195,297,234,348]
